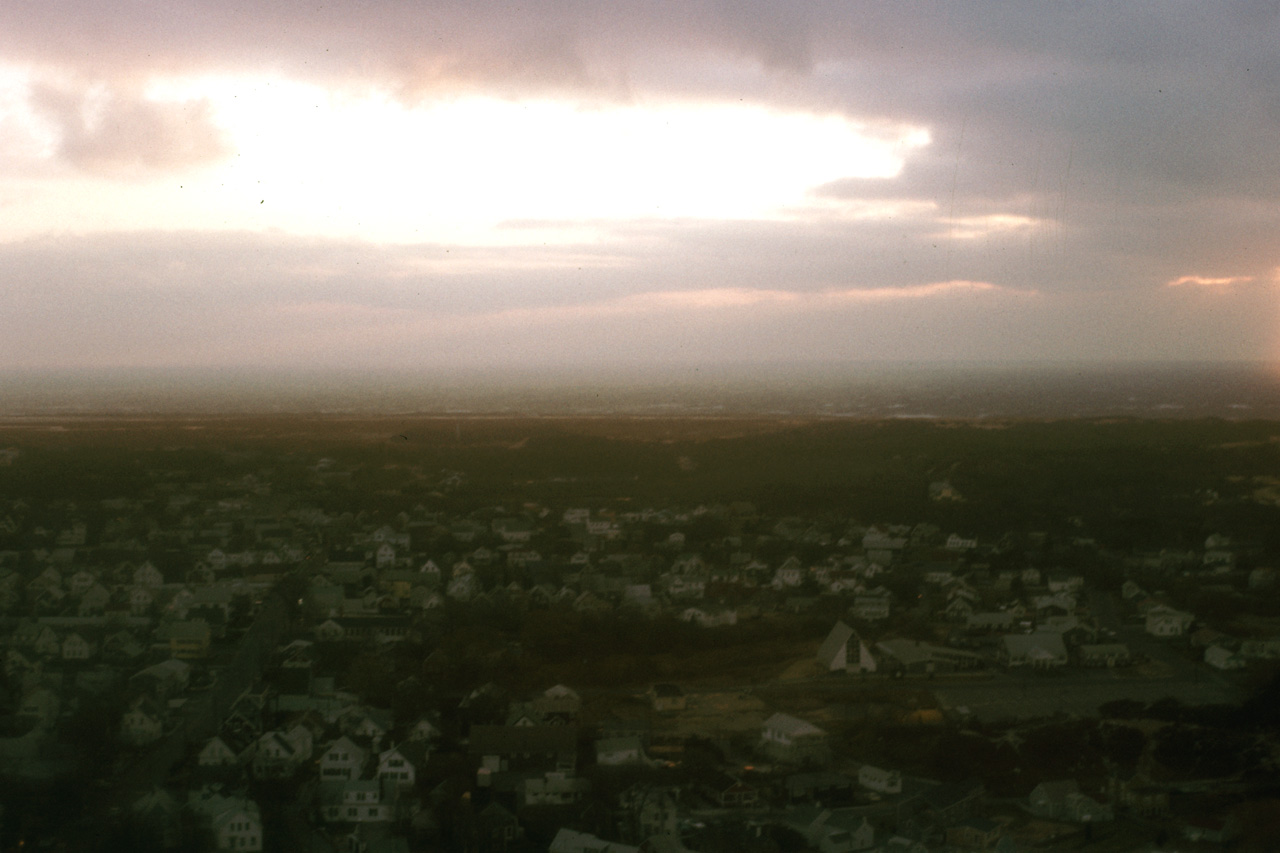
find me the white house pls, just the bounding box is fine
[1000,632,1069,669]
[377,743,427,787]
[133,562,164,589]
[61,632,95,661]
[760,713,829,764]
[318,779,395,823]
[1204,644,1246,670]
[319,736,367,781]
[197,735,253,767]
[858,764,902,794]
[190,793,263,852]
[596,736,646,767]
[121,697,165,747]
[522,771,591,807]
[252,731,303,779]
[1146,605,1194,637]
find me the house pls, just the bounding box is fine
[999,632,1068,669]
[341,707,393,746]
[61,631,96,661]
[377,742,428,787]
[4,648,37,680]
[650,684,686,713]
[32,625,61,658]
[1204,644,1246,670]
[133,562,164,589]
[619,784,680,840]
[406,715,442,743]
[699,772,760,808]
[166,619,212,659]
[851,589,891,621]
[1028,780,1112,822]
[536,684,582,721]
[597,736,646,767]
[19,687,61,731]
[470,724,578,778]
[318,779,397,823]
[549,828,639,853]
[319,736,368,781]
[760,713,830,765]
[858,764,902,794]
[129,585,155,615]
[477,802,524,849]
[131,788,184,849]
[131,658,192,699]
[783,807,875,852]
[189,792,263,852]
[197,734,255,768]
[252,731,304,779]
[783,772,855,804]
[1106,773,1168,817]
[966,612,1014,633]
[1240,637,1280,659]
[919,781,985,827]
[67,569,96,597]
[817,621,877,673]
[78,582,111,616]
[375,542,397,569]
[876,639,984,675]
[121,696,165,747]
[1145,605,1194,637]
[1076,643,1133,667]
[773,556,805,588]
[945,817,1002,850]
[945,596,976,622]
[522,770,591,807]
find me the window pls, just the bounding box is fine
[367,808,378,817]
[347,807,358,817]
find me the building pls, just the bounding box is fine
[760,713,830,765]
[817,621,877,673]
[999,632,1068,669]
[1145,605,1194,637]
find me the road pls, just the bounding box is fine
[934,591,1245,723]
[110,572,305,804]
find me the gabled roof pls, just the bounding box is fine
[763,712,826,738]
[817,621,855,668]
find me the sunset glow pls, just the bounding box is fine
[1,3,1278,369]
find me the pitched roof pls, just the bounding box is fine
[817,621,855,668]
[763,712,826,738]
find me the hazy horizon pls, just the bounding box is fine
[4,361,1280,419]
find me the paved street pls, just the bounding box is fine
[935,591,1246,723]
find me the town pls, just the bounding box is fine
[0,416,1277,852]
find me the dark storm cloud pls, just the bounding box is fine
[6,2,1278,217]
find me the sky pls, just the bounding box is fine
[2,2,1279,373]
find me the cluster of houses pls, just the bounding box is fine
[1,448,1276,850]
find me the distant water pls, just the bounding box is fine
[2,362,1280,419]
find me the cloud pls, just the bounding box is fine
[27,81,231,174]
[1166,274,1257,288]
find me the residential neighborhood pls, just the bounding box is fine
[1,419,1279,852]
